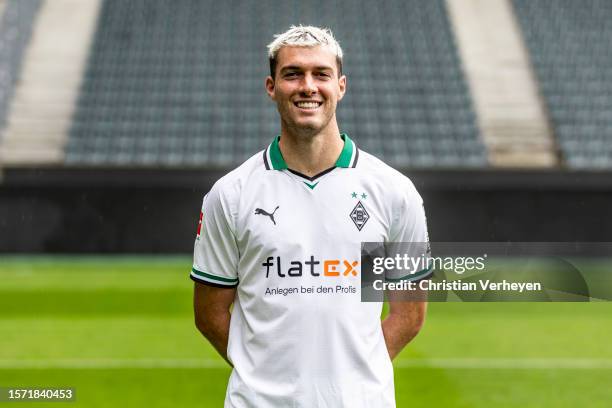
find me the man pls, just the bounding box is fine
[192,25,430,407]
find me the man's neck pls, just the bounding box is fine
[278,124,344,177]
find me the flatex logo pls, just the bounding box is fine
[263,256,359,278]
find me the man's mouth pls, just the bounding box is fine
[294,101,322,110]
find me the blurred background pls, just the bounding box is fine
[0,0,611,406]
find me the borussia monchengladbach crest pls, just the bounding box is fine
[350,201,369,231]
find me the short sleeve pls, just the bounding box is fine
[190,182,239,287]
[385,181,432,282]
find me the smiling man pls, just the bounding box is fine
[192,26,430,407]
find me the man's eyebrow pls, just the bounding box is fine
[280,65,334,73]
[280,66,302,73]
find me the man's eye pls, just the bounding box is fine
[284,72,298,78]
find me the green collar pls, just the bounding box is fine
[265,133,357,170]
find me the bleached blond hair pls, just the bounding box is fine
[267,25,343,78]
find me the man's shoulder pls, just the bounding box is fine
[207,150,266,201]
[356,149,420,195]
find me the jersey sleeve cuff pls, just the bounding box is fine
[190,267,239,287]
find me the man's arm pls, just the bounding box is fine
[381,294,427,360]
[193,281,237,366]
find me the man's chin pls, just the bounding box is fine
[297,121,320,130]
[286,121,322,135]
[281,114,334,137]
[291,120,323,131]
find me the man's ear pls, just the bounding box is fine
[337,75,347,101]
[265,76,276,100]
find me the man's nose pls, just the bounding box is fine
[299,74,317,95]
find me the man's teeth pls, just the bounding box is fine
[296,102,320,109]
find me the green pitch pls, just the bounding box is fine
[1,257,611,407]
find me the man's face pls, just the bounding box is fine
[266,46,346,136]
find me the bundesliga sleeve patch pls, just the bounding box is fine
[196,211,203,239]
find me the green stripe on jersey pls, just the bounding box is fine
[269,136,288,170]
[303,181,319,190]
[191,268,238,284]
[268,134,354,170]
[335,134,354,168]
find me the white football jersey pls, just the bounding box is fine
[191,134,430,408]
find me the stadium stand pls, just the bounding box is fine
[65,0,487,168]
[513,0,612,169]
[2,0,612,253]
[447,0,558,168]
[0,0,41,144]
[0,0,100,165]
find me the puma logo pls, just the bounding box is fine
[254,206,279,225]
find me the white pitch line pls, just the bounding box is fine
[1,358,612,370]
[394,358,612,369]
[0,359,225,369]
